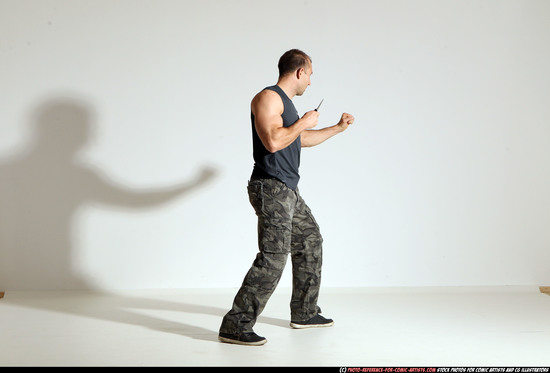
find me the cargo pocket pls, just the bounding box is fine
[258,219,291,254]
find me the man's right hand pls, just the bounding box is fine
[301,110,319,129]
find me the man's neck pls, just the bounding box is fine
[276,78,296,100]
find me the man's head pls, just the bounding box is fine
[278,49,312,96]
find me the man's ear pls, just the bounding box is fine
[296,67,304,79]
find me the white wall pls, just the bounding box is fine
[1,0,549,290]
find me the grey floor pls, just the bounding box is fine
[1,287,549,366]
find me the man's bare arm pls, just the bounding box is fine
[252,90,318,153]
[301,113,355,147]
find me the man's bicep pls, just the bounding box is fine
[252,91,283,143]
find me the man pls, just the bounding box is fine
[219,49,355,346]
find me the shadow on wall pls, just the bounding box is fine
[0,98,217,291]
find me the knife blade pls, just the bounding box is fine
[315,99,324,112]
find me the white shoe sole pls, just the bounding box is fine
[289,320,334,329]
[218,335,267,346]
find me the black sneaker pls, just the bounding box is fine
[290,314,334,329]
[218,331,267,346]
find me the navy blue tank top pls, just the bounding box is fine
[251,85,301,190]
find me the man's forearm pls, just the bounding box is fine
[301,125,342,148]
[264,118,311,152]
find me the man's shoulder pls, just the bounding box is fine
[254,86,280,100]
[252,87,283,110]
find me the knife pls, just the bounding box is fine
[314,99,324,112]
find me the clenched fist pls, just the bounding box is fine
[301,110,320,129]
[337,113,355,132]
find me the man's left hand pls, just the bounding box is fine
[337,113,355,132]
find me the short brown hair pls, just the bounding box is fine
[278,49,312,77]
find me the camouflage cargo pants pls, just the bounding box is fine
[219,178,323,335]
